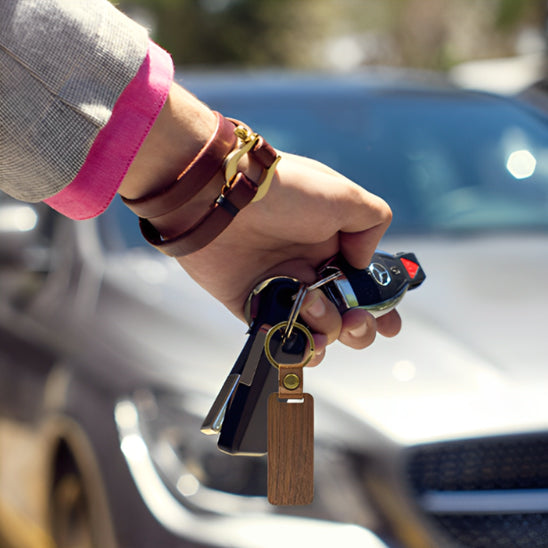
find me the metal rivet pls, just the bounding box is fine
[283,373,301,391]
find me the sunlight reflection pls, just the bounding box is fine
[0,205,38,232]
[506,149,536,179]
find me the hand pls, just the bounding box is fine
[176,151,402,366]
[119,83,401,366]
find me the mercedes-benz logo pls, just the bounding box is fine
[369,262,391,286]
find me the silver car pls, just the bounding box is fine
[1,71,547,548]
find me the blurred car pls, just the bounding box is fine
[1,70,548,548]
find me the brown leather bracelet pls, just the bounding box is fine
[139,171,258,256]
[140,135,280,256]
[121,112,238,219]
[127,114,280,256]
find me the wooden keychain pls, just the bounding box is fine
[267,322,315,506]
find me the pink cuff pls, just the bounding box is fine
[45,40,174,220]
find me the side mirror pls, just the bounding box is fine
[0,202,50,269]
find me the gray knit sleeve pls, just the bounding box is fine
[0,0,149,202]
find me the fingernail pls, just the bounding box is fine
[307,297,326,318]
[313,333,328,354]
[349,323,368,338]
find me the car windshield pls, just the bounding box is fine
[213,88,548,234]
[104,83,548,249]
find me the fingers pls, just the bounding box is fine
[298,290,339,367]
[299,177,391,271]
[339,221,389,270]
[299,290,341,346]
[299,288,401,367]
[301,297,402,366]
[338,193,393,270]
[376,309,402,338]
[338,308,377,349]
[308,333,327,368]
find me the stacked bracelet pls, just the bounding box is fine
[122,112,281,257]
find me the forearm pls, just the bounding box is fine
[118,83,218,200]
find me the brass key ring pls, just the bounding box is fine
[264,321,315,368]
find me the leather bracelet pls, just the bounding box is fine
[140,171,257,256]
[121,112,238,219]
[133,115,281,257]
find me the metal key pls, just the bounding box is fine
[201,276,312,455]
[201,250,426,456]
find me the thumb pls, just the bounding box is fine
[338,191,393,269]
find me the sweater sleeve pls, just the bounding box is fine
[0,0,173,219]
[45,40,174,220]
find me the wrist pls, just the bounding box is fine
[121,108,280,256]
[118,83,218,200]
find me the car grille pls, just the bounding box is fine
[405,432,548,547]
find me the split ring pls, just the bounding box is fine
[264,321,315,369]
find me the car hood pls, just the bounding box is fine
[103,233,548,447]
[313,233,548,446]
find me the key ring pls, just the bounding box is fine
[265,271,343,369]
[265,321,315,368]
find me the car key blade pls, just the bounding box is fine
[200,373,240,435]
[218,351,278,455]
[200,323,269,435]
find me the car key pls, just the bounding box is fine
[201,276,312,455]
[318,250,425,317]
[201,250,425,458]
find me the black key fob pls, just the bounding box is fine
[202,277,308,456]
[318,251,425,317]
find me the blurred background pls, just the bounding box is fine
[4,3,548,548]
[118,0,548,89]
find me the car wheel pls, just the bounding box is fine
[49,446,94,548]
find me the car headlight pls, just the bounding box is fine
[114,389,390,548]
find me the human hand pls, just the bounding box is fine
[119,84,401,366]
[176,151,402,366]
